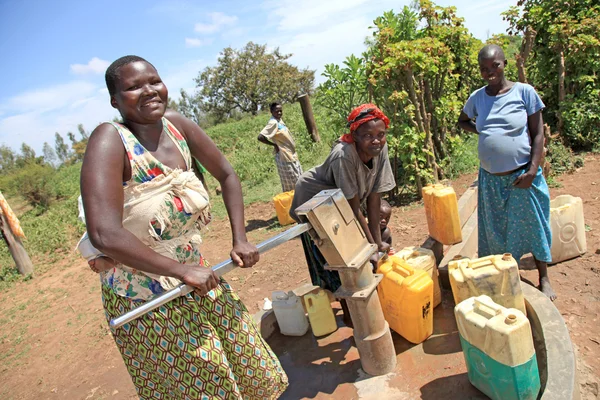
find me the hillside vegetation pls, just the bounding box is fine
[0,102,386,278]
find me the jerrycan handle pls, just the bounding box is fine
[392,257,415,276]
[473,297,503,319]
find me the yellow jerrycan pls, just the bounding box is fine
[449,254,526,315]
[422,184,462,245]
[395,246,441,308]
[304,289,337,337]
[454,295,541,400]
[550,195,587,264]
[377,255,433,344]
[273,190,295,226]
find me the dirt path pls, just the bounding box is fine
[0,155,598,399]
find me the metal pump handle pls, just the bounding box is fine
[109,223,311,329]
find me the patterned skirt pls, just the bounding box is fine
[102,280,288,400]
[478,166,552,263]
[274,153,302,193]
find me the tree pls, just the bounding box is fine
[54,133,70,164]
[196,42,315,121]
[503,0,600,149]
[177,89,204,126]
[77,124,89,140]
[20,143,36,161]
[365,1,481,193]
[316,55,369,126]
[0,145,16,172]
[67,132,77,147]
[42,142,57,167]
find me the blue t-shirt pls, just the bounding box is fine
[463,82,545,173]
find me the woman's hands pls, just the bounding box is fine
[231,241,259,268]
[513,170,536,188]
[181,266,220,295]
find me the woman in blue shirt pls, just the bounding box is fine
[458,44,556,300]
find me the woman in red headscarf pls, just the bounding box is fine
[290,104,396,318]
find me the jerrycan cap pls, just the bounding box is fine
[505,314,518,325]
[502,253,513,261]
[272,291,290,301]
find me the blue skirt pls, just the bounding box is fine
[478,166,552,263]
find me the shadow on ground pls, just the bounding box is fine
[246,217,280,232]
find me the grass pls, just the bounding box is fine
[202,102,342,218]
[0,99,585,282]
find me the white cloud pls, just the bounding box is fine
[267,0,373,31]
[185,37,213,48]
[194,12,238,34]
[1,81,97,114]
[0,82,118,153]
[271,16,375,83]
[186,38,203,47]
[70,57,110,75]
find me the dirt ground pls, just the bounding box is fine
[0,154,598,400]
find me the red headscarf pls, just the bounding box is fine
[340,103,390,143]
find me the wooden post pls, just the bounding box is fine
[297,94,320,143]
[0,213,34,275]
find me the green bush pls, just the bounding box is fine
[562,88,600,150]
[547,140,584,176]
[10,163,56,210]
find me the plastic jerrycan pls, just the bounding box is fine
[449,254,526,315]
[304,290,337,337]
[271,291,309,336]
[455,295,541,400]
[273,190,296,226]
[550,195,587,264]
[395,246,441,308]
[422,184,462,245]
[377,255,434,344]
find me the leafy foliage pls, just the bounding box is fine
[365,1,482,194]
[503,0,600,149]
[316,55,369,127]
[195,42,315,121]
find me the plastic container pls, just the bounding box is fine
[271,291,309,336]
[449,254,526,313]
[449,254,526,315]
[550,195,587,264]
[422,184,462,245]
[395,246,441,308]
[304,290,337,337]
[455,295,540,400]
[273,190,295,226]
[377,255,434,344]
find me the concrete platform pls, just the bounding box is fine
[267,290,487,399]
[264,285,579,399]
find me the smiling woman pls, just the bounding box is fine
[79,55,288,399]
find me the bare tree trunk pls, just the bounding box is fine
[557,49,566,135]
[405,70,425,133]
[417,79,440,181]
[297,94,320,142]
[517,26,537,83]
[0,213,33,276]
[424,80,446,160]
[542,124,552,177]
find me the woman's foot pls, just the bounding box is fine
[539,276,557,301]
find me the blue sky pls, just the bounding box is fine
[0,0,513,154]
